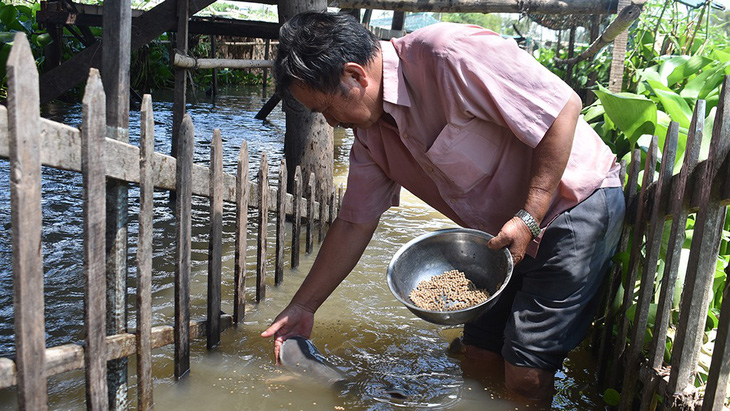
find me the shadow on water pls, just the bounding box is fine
[0,86,604,410]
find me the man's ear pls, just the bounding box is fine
[343,62,368,88]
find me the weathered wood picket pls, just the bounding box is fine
[0,34,338,409]
[595,75,730,409]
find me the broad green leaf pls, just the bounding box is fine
[666,55,713,86]
[594,85,657,146]
[34,33,51,49]
[681,62,729,101]
[0,5,16,28]
[0,31,14,43]
[657,56,692,86]
[649,83,692,129]
[582,104,605,123]
[713,48,730,63]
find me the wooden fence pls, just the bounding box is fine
[0,33,338,410]
[595,75,730,409]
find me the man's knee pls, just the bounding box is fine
[504,361,555,400]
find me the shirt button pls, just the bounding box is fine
[449,199,456,204]
[427,166,434,172]
[402,133,408,139]
[477,224,484,230]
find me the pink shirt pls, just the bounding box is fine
[339,23,621,254]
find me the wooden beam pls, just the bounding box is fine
[173,53,273,70]
[330,0,619,14]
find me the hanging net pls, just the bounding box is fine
[526,13,593,30]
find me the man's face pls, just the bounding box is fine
[289,75,382,130]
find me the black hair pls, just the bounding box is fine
[274,11,380,99]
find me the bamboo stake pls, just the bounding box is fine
[291,166,303,269]
[234,141,249,323]
[207,130,223,349]
[276,158,287,285]
[257,153,269,302]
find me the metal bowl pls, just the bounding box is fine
[387,228,513,325]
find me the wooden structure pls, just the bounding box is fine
[0,34,339,409]
[593,76,730,409]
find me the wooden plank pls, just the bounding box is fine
[608,0,631,93]
[667,76,730,398]
[234,141,249,324]
[171,0,189,165]
[0,315,235,389]
[7,32,48,411]
[702,263,730,410]
[81,68,109,411]
[207,130,223,349]
[291,166,302,269]
[257,153,269,302]
[619,124,679,410]
[275,159,287,285]
[640,103,705,410]
[331,0,619,14]
[174,114,194,379]
[307,173,315,254]
[597,157,639,384]
[610,140,657,389]
[136,94,155,411]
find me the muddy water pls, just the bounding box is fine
[0,86,602,410]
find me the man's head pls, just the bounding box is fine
[274,11,384,129]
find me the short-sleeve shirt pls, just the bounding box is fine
[338,23,621,255]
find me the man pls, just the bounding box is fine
[261,11,625,400]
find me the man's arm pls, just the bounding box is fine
[261,216,379,351]
[488,92,582,263]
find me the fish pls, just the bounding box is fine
[279,336,347,386]
[278,336,414,403]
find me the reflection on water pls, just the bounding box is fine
[0,87,602,410]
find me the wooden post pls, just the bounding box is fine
[608,0,631,92]
[619,124,679,409]
[262,39,270,97]
[7,32,48,411]
[102,0,132,404]
[291,166,302,268]
[234,142,249,324]
[136,94,155,410]
[171,0,189,176]
[210,35,217,104]
[306,172,315,254]
[174,114,194,379]
[391,11,405,31]
[257,153,269,302]
[703,263,730,410]
[667,77,730,399]
[318,181,326,243]
[275,159,287,285]
[207,130,223,349]
[82,68,109,411]
[278,0,334,199]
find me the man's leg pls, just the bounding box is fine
[463,187,625,399]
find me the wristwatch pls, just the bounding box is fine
[515,209,541,238]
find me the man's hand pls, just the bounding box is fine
[261,302,315,363]
[487,216,534,265]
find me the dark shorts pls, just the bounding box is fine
[463,187,625,371]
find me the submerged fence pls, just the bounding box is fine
[0,34,338,409]
[594,75,730,409]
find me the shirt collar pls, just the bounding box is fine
[381,40,411,108]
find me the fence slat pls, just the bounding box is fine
[7,32,48,411]
[291,166,302,268]
[81,68,109,411]
[174,114,194,379]
[276,159,287,285]
[668,76,730,399]
[703,263,730,410]
[207,130,223,349]
[610,140,658,388]
[620,125,679,409]
[234,141,249,324]
[596,158,637,383]
[257,153,269,302]
[306,173,315,254]
[136,94,155,410]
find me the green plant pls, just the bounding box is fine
[0,1,50,99]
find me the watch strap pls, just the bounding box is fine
[515,209,541,238]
